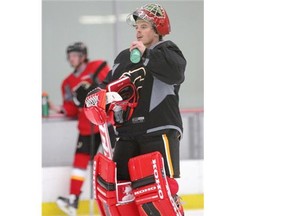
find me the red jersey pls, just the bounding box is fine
[61,60,110,135]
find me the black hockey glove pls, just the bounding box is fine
[72,82,91,107]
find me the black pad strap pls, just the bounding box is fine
[131,175,155,189]
[142,202,161,216]
[97,175,116,191]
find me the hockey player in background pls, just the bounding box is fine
[49,42,116,216]
[85,3,187,215]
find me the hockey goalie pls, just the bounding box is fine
[84,3,187,215]
[84,70,185,216]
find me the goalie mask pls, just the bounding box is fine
[106,67,146,126]
[126,3,171,36]
[84,78,139,126]
[84,68,145,126]
[106,76,138,126]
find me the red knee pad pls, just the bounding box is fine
[93,153,139,216]
[128,151,183,216]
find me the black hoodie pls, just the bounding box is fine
[105,40,187,138]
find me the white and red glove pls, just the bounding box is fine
[84,87,122,125]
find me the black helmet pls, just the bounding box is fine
[66,42,88,56]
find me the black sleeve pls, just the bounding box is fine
[100,70,113,88]
[144,41,186,85]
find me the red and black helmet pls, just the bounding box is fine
[126,3,171,36]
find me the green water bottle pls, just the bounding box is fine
[130,48,141,64]
[42,92,49,117]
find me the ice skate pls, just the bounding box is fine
[56,194,79,216]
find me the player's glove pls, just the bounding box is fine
[72,81,92,107]
[84,87,123,125]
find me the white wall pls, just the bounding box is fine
[42,118,78,167]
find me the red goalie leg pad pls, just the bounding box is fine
[94,153,139,216]
[128,152,183,216]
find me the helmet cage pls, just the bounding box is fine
[126,3,171,36]
[106,76,139,126]
[106,81,138,125]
